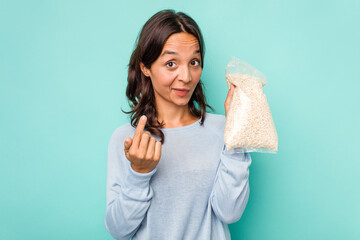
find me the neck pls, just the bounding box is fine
[155,101,197,129]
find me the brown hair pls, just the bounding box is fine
[122,9,214,144]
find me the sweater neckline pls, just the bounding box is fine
[160,115,203,133]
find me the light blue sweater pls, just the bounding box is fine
[104,112,252,240]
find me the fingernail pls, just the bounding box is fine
[141,115,146,121]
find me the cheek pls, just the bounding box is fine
[192,69,202,82]
[152,68,175,89]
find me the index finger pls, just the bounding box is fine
[133,115,147,148]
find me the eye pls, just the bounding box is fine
[166,61,176,68]
[191,59,201,66]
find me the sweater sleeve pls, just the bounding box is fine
[104,129,157,240]
[209,145,252,224]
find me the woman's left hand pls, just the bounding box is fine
[224,84,236,117]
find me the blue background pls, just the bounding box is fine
[1,0,359,239]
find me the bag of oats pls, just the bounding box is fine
[224,56,278,153]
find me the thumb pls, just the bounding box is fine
[230,83,236,93]
[124,137,133,151]
[225,84,236,117]
[229,84,236,99]
[225,84,236,104]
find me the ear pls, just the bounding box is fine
[140,62,151,77]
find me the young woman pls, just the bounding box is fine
[104,9,252,240]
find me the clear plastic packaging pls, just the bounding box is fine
[224,56,278,154]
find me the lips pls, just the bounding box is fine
[173,88,190,91]
[173,88,190,97]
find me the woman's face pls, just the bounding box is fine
[141,32,202,109]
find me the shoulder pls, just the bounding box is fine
[204,112,226,126]
[108,122,135,146]
[203,112,226,139]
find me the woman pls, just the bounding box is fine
[104,9,252,240]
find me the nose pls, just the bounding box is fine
[178,65,191,83]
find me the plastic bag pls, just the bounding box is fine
[224,56,278,154]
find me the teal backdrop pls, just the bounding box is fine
[1,0,359,239]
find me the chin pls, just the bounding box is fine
[175,101,189,106]
[174,99,190,106]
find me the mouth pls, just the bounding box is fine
[173,88,190,97]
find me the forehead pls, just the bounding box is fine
[161,33,200,53]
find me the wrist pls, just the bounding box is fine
[131,163,153,173]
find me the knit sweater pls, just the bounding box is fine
[104,112,252,240]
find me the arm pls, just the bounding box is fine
[209,145,252,224]
[104,130,157,240]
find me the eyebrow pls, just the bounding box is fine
[161,49,200,57]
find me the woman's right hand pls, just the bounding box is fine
[124,115,162,173]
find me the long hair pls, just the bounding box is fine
[122,9,214,144]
